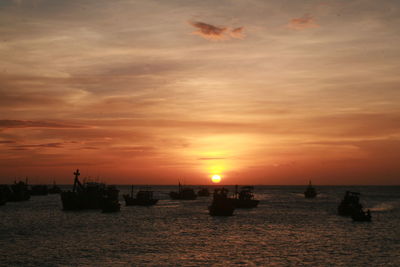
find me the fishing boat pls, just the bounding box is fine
[0,185,11,205]
[338,191,363,216]
[304,180,317,198]
[101,185,120,213]
[169,182,197,200]
[123,186,158,206]
[231,185,259,208]
[197,187,210,197]
[61,169,119,211]
[8,180,30,202]
[48,181,61,194]
[30,185,48,196]
[208,188,235,216]
[352,209,371,222]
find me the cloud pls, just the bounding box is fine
[189,21,245,40]
[287,15,319,30]
[0,120,83,129]
[230,27,245,39]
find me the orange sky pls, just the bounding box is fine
[1,0,400,185]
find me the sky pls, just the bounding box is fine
[1,0,400,185]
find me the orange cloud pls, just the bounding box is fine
[189,21,245,40]
[230,27,245,39]
[287,15,319,30]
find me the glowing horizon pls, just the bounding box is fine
[1,1,400,185]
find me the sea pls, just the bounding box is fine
[0,185,399,266]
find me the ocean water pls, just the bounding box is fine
[0,186,399,266]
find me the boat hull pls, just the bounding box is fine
[232,199,259,208]
[123,195,158,206]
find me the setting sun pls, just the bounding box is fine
[211,175,221,183]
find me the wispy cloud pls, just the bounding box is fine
[287,15,319,30]
[189,21,245,40]
[230,27,245,39]
[0,120,83,129]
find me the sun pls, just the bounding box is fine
[211,174,221,183]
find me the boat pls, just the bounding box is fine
[169,182,197,200]
[0,185,11,205]
[208,188,235,216]
[304,180,317,198]
[61,169,119,210]
[101,185,120,213]
[352,209,372,222]
[338,191,363,216]
[231,185,259,208]
[123,186,158,206]
[197,187,210,197]
[8,180,30,202]
[48,181,61,194]
[30,185,48,196]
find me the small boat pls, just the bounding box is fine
[30,185,49,196]
[197,187,210,197]
[208,188,235,216]
[48,181,61,194]
[304,180,317,198]
[169,182,197,200]
[8,180,30,202]
[338,191,363,216]
[101,186,121,213]
[61,169,119,211]
[231,185,259,208]
[0,185,11,205]
[352,209,371,222]
[123,186,158,206]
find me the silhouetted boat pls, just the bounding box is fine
[8,180,30,202]
[30,185,48,196]
[352,209,372,222]
[197,187,210,197]
[101,185,120,212]
[338,191,363,216]
[123,186,158,206]
[169,182,197,200]
[61,169,119,210]
[232,185,259,208]
[48,181,61,194]
[0,185,11,205]
[208,188,235,216]
[304,180,317,198]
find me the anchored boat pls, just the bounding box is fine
[208,188,235,216]
[61,169,119,211]
[124,186,158,206]
[169,182,197,200]
[231,185,259,208]
[304,181,317,198]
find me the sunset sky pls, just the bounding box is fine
[1,0,400,185]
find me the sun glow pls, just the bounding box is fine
[211,174,221,183]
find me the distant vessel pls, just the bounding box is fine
[0,185,11,205]
[101,185,120,213]
[61,169,119,211]
[30,185,48,196]
[169,182,197,200]
[124,186,158,206]
[304,181,317,198]
[231,185,259,208]
[208,188,235,216]
[197,187,210,197]
[8,180,30,202]
[48,181,61,194]
[338,191,371,221]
